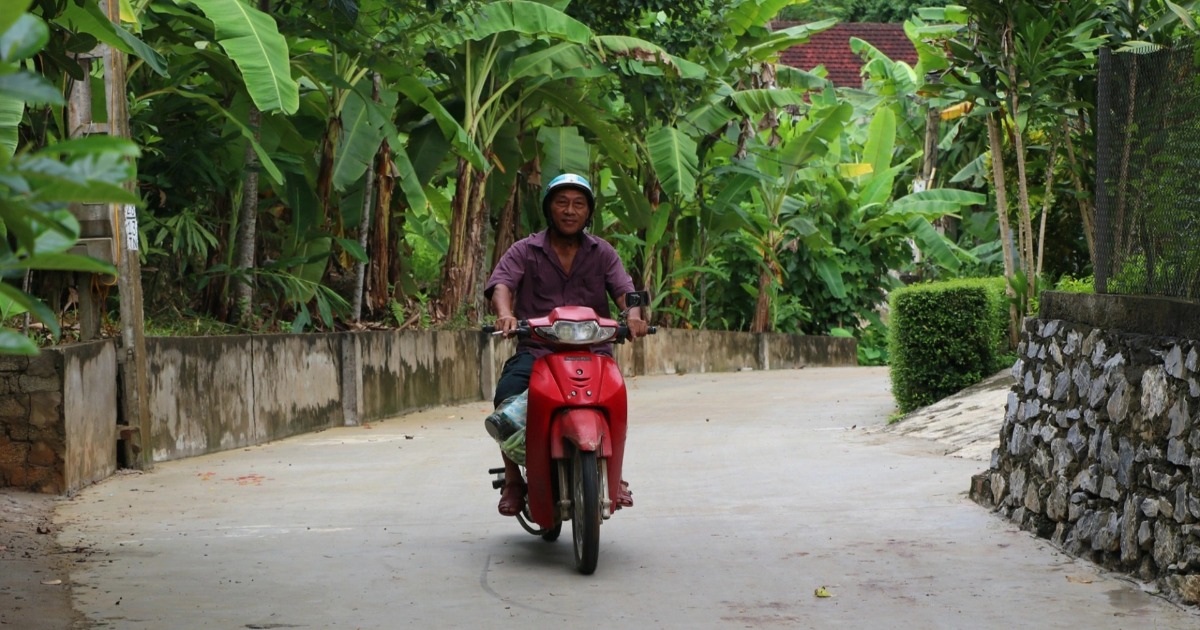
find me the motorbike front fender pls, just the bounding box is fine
[550,408,611,459]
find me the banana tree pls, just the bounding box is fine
[741,98,852,332]
[597,8,834,322]
[407,1,598,319]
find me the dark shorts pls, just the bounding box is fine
[493,351,534,408]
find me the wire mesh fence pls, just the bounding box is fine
[1095,47,1200,300]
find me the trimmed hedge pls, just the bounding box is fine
[888,278,1009,413]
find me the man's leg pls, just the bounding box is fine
[493,352,533,516]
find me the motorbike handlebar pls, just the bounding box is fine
[482,323,655,342]
[481,322,531,338]
[615,325,657,343]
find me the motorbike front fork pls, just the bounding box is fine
[555,455,613,522]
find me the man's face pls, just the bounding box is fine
[548,188,590,236]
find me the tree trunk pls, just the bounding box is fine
[351,74,383,322]
[351,151,375,322]
[492,175,522,270]
[986,112,1019,348]
[315,116,340,243]
[1062,116,1096,266]
[1114,60,1139,266]
[231,106,261,326]
[438,159,489,321]
[750,264,772,333]
[367,139,395,314]
[1035,137,1060,281]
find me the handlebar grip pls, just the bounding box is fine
[481,325,496,334]
[648,326,657,334]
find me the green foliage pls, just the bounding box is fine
[0,10,131,354]
[1054,274,1094,293]
[887,278,1008,413]
[830,312,889,366]
[780,0,944,23]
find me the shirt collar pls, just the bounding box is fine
[532,229,596,250]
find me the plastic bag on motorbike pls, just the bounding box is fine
[485,390,528,465]
[500,429,526,466]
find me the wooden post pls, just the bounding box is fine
[102,0,151,469]
[66,53,104,341]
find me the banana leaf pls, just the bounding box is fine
[537,126,589,177]
[456,0,590,45]
[60,2,167,76]
[184,0,298,113]
[647,126,698,203]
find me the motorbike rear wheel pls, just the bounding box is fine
[571,448,601,574]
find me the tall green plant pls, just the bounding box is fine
[0,7,131,353]
[910,1,1106,343]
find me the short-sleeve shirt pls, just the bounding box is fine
[485,230,635,357]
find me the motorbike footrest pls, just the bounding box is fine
[488,467,505,475]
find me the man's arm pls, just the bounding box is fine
[491,284,518,335]
[615,294,648,340]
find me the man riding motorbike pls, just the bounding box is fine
[483,173,649,517]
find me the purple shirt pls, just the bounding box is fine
[485,230,635,356]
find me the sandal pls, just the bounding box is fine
[616,480,633,509]
[498,480,526,517]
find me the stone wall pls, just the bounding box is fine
[971,292,1200,605]
[0,342,117,494]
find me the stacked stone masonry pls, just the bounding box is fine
[972,317,1200,605]
[0,353,65,493]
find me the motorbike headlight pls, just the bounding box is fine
[535,320,616,345]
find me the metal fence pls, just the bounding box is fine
[1095,47,1200,300]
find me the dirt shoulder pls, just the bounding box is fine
[0,489,83,629]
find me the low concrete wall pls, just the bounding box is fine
[615,329,856,376]
[0,342,117,494]
[62,342,118,493]
[4,327,855,491]
[357,331,486,423]
[147,336,256,461]
[971,292,1200,605]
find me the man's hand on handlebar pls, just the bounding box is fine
[494,314,519,336]
[626,316,649,340]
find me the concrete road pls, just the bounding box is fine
[55,368,1197,629]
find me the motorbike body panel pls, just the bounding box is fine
[525,350,628,528]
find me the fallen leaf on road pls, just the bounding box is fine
[1066,575,1094,584]
[814,586,832,598]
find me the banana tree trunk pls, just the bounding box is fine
[750,264,772,333]
[231,105,261,326]
[491,172,525,270]
[351,152,376,322]
[352,74,384,321]
[438,158,489,320]
[367,140,395,313]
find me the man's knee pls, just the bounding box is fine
[494,352,533,407]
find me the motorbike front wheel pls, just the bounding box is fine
[571,448,601,574]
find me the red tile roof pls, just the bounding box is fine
[773,22,918,88]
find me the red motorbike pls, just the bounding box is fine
[485,292,654,574]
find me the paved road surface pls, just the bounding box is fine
[49,368,1199,628]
